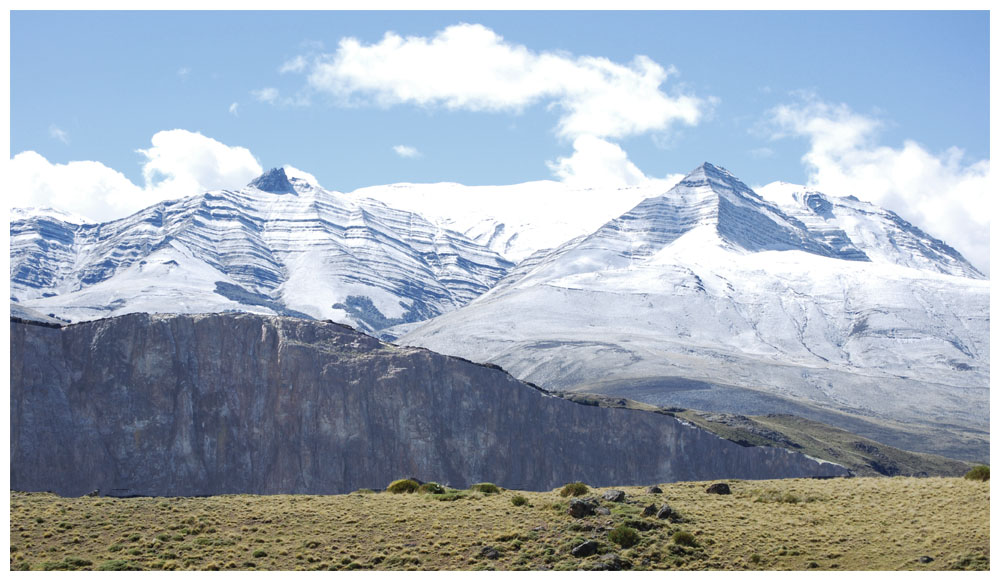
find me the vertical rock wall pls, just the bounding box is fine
[10,313,847,496]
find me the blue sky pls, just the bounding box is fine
[9,10,992,270]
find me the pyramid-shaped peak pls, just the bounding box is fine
[572,160,870,262]
[695,161,727,174]
[678,162,752,193]
[248,167,296,194]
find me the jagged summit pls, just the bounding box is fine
[248,167,296,194]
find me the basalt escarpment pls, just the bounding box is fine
[10,313,847,497]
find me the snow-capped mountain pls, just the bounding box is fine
[10,168,513,332]
[348,178,679,262]
[397,163,990,461]
[9,162,989,460]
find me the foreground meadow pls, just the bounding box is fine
[9,476,989,571]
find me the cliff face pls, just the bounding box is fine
[10,313,847,497]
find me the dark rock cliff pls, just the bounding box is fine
[10,313,848,496]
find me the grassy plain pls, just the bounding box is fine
[9,476,989,571]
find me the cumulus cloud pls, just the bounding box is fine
[300,23,705,142]
[49,124,70,144]
[767,96,990,273]
[10,130,263,222]
[282,23,709,188]
[547,136,647,188]
[10,152,144,220]
[139,130,263,200]
[392,144,420,158]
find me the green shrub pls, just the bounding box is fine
[42,557,92,571]
[511,495,529,507]
[608,525,640,548]
[559,482,589,497]
[386,479,420,494]
[964,465,989,481]
[417,482,446,494]
[470,483,500,494]
[98,560,143,571]
[354,488,377,494]
[672,531,698,547]
[252,550,267,558]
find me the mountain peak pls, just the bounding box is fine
[248,167,296,194]
[567,161,871,263]
[679,162,756,197]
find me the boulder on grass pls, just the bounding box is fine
[568,499,597,518]
[706,483,731,495]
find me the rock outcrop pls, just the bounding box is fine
[10,313,848,497]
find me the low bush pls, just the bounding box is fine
[608,525,640,548]
[559,482,589,497]
[417,482,446,494]
[511,495,529,507]
[42,557,92,571]
[964,465,989,481]
[386,479,420,494]
[97,560,143,571]
[672,531,698,547]
[470,483,500,494]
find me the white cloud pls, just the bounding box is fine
[280,55,307,74]
[547,136,648,189]
[49,124,70,144]
[297,23,707,142]
[251,86,310,107]
[9,129,263,222]
[767,97,990,273]
[228,102,239,116]
[282,164,322,188]
[392,144,420,158]
[252,87,280,104]
[139,130,262,200]
[10,152,144,220]
[177,67,191,79]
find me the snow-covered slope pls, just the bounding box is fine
[398,163,990,461]
[10,168,513,332]
[756,181,984,278]
[348,178,680,262]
